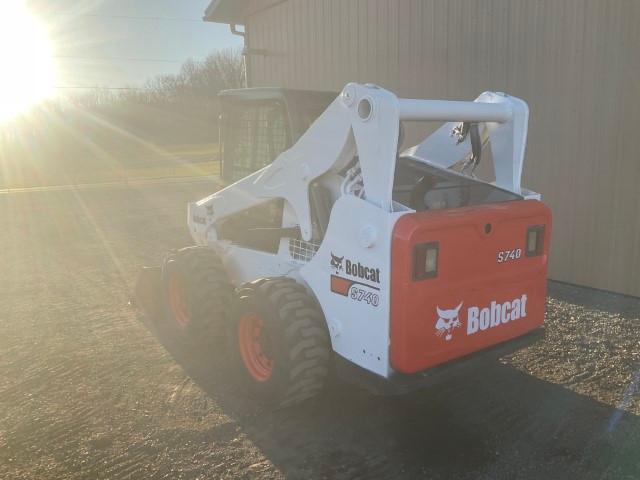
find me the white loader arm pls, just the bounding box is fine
[191,83,528,242]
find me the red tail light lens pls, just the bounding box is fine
[413,242,439,280]
[526,225,545,257]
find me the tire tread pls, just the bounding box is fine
[256,277,330,407]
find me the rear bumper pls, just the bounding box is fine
[335,327,545,396]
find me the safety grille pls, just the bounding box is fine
[288,238,319,263]
[225,101,289,181]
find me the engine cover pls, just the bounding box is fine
[390,200,552,374]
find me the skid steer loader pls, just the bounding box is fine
[134,83,551,408]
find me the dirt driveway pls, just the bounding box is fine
[0,181,638,479]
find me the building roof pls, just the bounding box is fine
[203,0,249,25]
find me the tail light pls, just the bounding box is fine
[413,242,439,280]
[526,225,545,257]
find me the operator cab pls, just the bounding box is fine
[218,88,337,182]
[214,88,337,253]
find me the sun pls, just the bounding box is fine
[0,1,56,122]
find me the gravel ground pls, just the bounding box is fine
[0,181,638,479]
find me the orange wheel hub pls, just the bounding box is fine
[168,272,190,327]
[238,312,273,381]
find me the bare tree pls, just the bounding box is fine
[0,48,246,188]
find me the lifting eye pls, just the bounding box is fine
[358,98,373,121]
[413,242,439,280]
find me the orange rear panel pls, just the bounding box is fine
[390,200,552,374]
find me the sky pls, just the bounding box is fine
[27,0,243,92]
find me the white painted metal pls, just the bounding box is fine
[300,195,405,377]
[187,83,535,378]
[398,98,512,122]
[402,91,531,195]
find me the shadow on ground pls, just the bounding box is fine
[141,307,640,480]
[4,182,634,479]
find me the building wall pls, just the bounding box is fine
[243,0,640,297]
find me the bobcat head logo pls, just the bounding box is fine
[330,252,344,271]
[435,302,463,341]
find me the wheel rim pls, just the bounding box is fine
[238,312,273,381]
[168,272,190,327]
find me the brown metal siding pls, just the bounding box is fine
[244,0,640,297]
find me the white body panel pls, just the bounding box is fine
[187,83,535,378]
[300,195,405,376]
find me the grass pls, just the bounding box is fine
[68,160,221,186]
[0,143,221,190]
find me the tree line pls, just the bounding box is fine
[0,49,245,188]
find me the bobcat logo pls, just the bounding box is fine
[435,302,463,341]
[330,252,344,272]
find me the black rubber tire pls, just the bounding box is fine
[229,277,331,409]
[161,246,233,344]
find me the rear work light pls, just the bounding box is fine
[413,242,439,280]
[526,225,545,257]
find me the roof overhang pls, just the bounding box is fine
[204,0,249,25]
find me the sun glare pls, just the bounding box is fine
[0,1,56,122]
